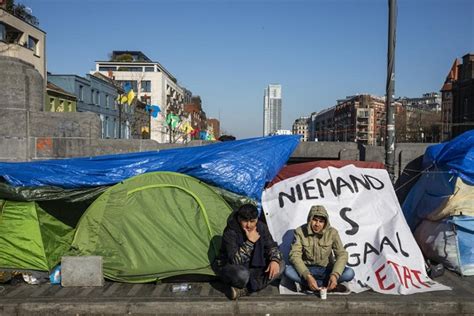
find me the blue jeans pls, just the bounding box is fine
[218,261,286,291]
[285,264,355,288]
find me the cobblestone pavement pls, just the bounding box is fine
[0,270,473,315]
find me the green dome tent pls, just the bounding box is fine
[0,200,74,272]
[70,172,233,283]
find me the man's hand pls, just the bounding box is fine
[265,261,280,279]
[327,274,338,291]
[245,228,260,243]
[305,274,319,291]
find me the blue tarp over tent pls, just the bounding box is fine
[0,136,300,201]
[422,129,474,185]
[403,131,474,275]
[403,130,474,230]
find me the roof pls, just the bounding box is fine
[90,72,123,92]
[0,8,46,34]
[46,82,77,99]
[95,51,177,82]
[441,58,460,92]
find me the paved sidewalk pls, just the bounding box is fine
[0,270,473,315]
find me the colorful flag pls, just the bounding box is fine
[190,128,200,137]
[123,82,132,93]
[179,121,194,134]
[146,105,161,118]
[166,113,180,129]
[199,131,208,140]
[127,90,135,105]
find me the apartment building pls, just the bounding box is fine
[334,95,386,145]
[48,73,130,139]
[292,116,310,141]
[312,106,335,142]
[440,59,459,141]
[452,53,474,138]
[0,8,45,79]
[95,51,186,143]
[45,82,77,112]
[207,118,220,139]
[263,84,282,136]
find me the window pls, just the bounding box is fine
[91,89,96,104]
[79,85,84,101]
[140,96,151,105]
[49,98,55,111]
[105,95,110,108]
[117,80,138,92]
[67,101,72,111]
[141,80,151,92]
[113,118,118,138]
[57,100,65,112]
[117,66,143,72]
[105,117,110,138]
[96,91,100,105]
[0,22,23,44]
[0,23,5,41]
[27,35,38,54]
[99,114,105,138]
[99,66,116,72]
[145,67,155,72]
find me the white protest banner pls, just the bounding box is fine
[262,165,450,294]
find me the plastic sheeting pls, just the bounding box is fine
[423,129,474,185]
[415,216,474,276]
[402,130,474,230]
[0,136,300,201]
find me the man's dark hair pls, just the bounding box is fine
[236,204,258,221]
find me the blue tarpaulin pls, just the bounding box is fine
[0,136,300,201]
[449,216,474,275]
[422,129,474,185]
[403,130,474,230]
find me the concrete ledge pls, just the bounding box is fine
[1,297,473,315]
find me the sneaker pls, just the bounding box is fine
[328,284,350,294]
[229,286,248,300]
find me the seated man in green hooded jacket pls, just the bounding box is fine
[285,205,354,292]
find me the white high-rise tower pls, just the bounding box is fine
[263,84,282,136]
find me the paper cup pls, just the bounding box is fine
[320,288,327,299]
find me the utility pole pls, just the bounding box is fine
[385,0,397,182]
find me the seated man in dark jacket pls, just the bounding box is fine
[217,204,284,300]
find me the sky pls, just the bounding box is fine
[21,0,474,139]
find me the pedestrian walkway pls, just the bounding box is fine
[0,270,473,315]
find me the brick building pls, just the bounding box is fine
[452,53,474,138]
[334,95,386,145]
